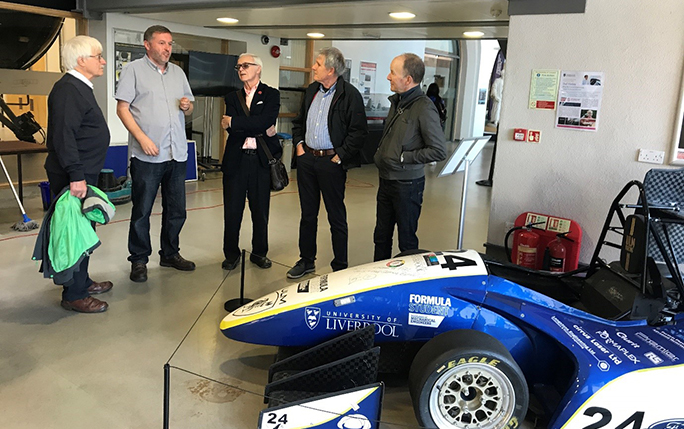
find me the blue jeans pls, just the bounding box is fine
[128,158,187,263]
[373,176,425,261]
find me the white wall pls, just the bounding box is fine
[454,40,481,139]
[90,13,282,145]
[487,0,684,262]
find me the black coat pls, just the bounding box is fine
[221,82,281,177]
[292,76,368,170]
[45,73,110,182]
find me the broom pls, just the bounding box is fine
[0,155,39,231]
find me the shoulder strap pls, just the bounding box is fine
[237,90,250,116]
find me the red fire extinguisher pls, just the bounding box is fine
[547,232,574,273]
[514,227,540,269]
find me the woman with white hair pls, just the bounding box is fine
[43,35,112,313]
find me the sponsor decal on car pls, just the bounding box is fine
[644,351,663,365]
[386,260,405,268]
[437,356,501,373]
[423,253,440,266]
[408,313,445,328]
[648,419,684,429]
[297,280,310,293]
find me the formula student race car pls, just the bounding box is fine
[220,170,684,429]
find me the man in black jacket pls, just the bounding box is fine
[288,47,368,278]
[221,53,280,270]
[373,53,446,261]
[44,35,112,313]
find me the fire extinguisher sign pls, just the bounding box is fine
[525,213,548,229]
[547,217,571,234]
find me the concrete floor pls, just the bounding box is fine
[0,142,493,429]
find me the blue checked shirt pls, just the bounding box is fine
[305,83,337,150]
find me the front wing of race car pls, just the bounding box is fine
[220,250,684,429]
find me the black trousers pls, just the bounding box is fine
[47,171,98,301]
[373,176,425,261]
[223,152,271,263]
[296,152,348,271]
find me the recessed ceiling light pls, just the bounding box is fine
[463,31,485,38]
[389,12,416,20]
[307,32,325,38]
[216,17,239,24]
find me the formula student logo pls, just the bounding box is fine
[305,307,321,330]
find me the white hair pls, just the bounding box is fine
[62,36,102,72]
[239,53,263,68]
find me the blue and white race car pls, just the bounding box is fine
[221,178,684,429]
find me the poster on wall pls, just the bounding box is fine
[529,69,559,110]
[359,61,377,108]
[114,43,146,91]
[555,70,604,131]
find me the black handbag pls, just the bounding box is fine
[236,91,289,191]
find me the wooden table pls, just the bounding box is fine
[0,140,48,203]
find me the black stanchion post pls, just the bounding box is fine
[224,249,253,312]
[163,363,170,429]
[240,249,246,305]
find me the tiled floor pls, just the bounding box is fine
[0,142,494,428]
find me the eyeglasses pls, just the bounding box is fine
[234,62,258,71]
[89,54,104,61]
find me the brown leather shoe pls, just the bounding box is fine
[61,296,108,313]
[87,280,113,294]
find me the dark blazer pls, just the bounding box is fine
[292,75,368,170]
[45,73,110,182]
[221,82,281,177]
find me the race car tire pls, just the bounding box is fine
[408,330,528,429]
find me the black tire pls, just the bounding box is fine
[408,330,528,429]
[394,249,430,257]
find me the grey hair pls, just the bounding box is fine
[318,47,345,77]
[62,35,102,72]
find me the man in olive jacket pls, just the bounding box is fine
[373,53,447,261]
[289,47,368,278]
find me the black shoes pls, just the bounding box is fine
[250,254,272,269]
[287,259,315,279]
[130,262,148,283]
[160,254,196,271]
[222,255,241,270]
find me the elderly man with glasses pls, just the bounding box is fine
[43,35,112,312]
[220,53,280,270]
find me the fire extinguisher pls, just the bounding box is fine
[505,222,544,269]
[543,232,574,272]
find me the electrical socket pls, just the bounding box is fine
[637,149,665,164]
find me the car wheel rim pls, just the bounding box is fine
[429,362,515,428]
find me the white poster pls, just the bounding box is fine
[555,71,604,131]
[359,61,377,108]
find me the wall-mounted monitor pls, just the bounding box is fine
[188,51,240,97]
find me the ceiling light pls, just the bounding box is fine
[389,12,416,20]
[463,31,485,38]
[307,32,325,38]
[216,17,239,24]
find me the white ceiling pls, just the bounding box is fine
[132,0,510,40]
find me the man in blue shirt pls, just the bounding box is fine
[115,25,195,283]
[288,48,368,278]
